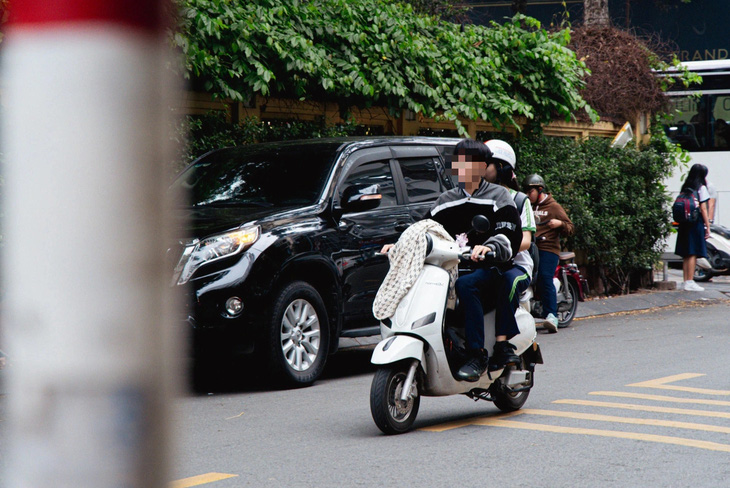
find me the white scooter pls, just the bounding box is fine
[694,223,730,282]
[369,217,543,435]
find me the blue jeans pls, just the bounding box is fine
[537,250,560,318]
[455,266,529,351]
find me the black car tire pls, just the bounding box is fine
[267,281,330,387]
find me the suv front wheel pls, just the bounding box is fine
[266,281,330,387]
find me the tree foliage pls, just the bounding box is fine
[174,0,596,134]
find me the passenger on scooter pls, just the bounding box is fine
[380,139,522,382]
[482,140,536,371]
[523,174,574,332]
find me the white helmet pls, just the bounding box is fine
[485,139,516,169]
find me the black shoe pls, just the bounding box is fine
[488,341,520,372]
[456,349,489,382]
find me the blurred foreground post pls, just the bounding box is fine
[1,1,178,487]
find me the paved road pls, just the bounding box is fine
[2,272,728,487]
[170,299,730,488]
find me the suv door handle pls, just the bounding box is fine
[394,221,410,232]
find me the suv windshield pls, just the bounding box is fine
[171,142,342,207]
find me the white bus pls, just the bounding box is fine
[663,59,730,228]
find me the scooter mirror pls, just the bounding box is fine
[471,214,490,233]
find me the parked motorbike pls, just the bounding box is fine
[369,217,543,435]
[694,223,730,282]
[525,243,589,328]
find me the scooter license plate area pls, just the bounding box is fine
[524,342,543,365]
[504,369,530,388]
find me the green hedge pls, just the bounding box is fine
[515,134,679,294]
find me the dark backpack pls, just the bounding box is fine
[672,189,700,224]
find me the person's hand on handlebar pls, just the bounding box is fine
[471,245,493,262]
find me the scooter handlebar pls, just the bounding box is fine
[460,250,496,262]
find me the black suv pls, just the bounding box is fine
[169,136,459,386]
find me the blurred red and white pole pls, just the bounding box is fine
[1,1,178,487]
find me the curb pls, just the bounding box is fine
[576,288,728,319]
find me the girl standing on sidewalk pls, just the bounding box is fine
[676,164,712,291]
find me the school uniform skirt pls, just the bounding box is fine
[675,219,707,258]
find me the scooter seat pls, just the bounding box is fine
[559,251,575,261]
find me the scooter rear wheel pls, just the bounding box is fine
[693,266,713,282]
[370,365,420,435]
[693,251,716,282]
[488,357,532,412]
[489,377,531,412]
[557,279,580,328]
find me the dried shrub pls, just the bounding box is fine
[569,26,669,124]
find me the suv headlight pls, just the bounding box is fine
[174,226,260,285]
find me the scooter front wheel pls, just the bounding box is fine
[370,364,420,435]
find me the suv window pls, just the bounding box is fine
[398,157,445,203]
[170,143,340,207]
[341,160,397,208]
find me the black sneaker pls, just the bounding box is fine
[456,349,489,382]
[488,341,520,372]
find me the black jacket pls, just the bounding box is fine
[427,179,522,264]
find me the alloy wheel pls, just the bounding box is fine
[280,298,321,372]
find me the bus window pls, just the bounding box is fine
[664,94,730,151]
[711,95,730,149]
[665,96,702,151]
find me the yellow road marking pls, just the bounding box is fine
[170,473,238,488]
[420,411,522,432]
[473,418,730,453]
[627,373,730,396]
[554,399,730,419]
[519,408,730,434]
[590,391,730,407]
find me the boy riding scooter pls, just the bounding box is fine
[380,139,522,382]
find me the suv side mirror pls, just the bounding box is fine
[341,184,382,212]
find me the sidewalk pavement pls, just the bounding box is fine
[577,287,727,319]
[578,267,729,319]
